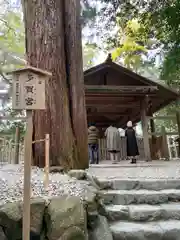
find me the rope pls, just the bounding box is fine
[32,138,45,144]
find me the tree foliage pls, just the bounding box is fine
[99,0,180,85]
[110,19,147,71]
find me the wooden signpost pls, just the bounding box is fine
[14,126,20,164]
[44,133,50,190]
[10,66,51,240]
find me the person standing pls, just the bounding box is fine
[125,121,139,164]
[105,124,121,164]
[88,123,99,164]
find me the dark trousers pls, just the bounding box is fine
[88,143,99,164]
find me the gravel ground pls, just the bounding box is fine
[0,164,89,206]
[1,161,180,206]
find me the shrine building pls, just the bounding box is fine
[84,54,180,161]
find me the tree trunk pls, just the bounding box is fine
[63,0,88,169]
[22,0,88,169]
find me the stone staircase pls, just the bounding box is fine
[98,178,180,240]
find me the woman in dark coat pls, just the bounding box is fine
[125,121,139,164]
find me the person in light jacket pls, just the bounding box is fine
[105,124,121,164]
[88,123,99,164]
[125,121,139,164]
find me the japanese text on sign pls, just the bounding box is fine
[15,74,20,107]
[24,83,36,106]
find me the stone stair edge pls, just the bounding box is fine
[110,219,180,231]
[97,178,180,191]
[101,188,180,205]
[97,178,180,181]
[105,202,180,209]
[101,189,180,194]
[105,203,180,222]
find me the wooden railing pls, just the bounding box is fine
[0,137,24,164]
[98,137,145,161]
[147,113,180,160]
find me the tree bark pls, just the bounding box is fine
[22,0,88,169]
[63,0,88,168]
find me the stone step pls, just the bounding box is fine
[98,178,180,191]
[110,220,180,240]
[105,203,180,222]
[101,189,180,205]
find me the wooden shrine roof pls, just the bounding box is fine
[84,55,180,128]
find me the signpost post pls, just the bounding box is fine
[10,66,51,240]
[44,133,50,190]
[14,126,20,164]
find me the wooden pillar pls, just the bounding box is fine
[141,100,151,161]
[147,100,155,138]
[149,115,156,141]
[176,111,180,157]
[161,126,169,160]
[149,113,157,160]
[14,126,20,164]
[2,137,6,162]
[150,119,155,134]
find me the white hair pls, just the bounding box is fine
[127,121,132,127]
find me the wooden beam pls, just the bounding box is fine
[89,109,140,129]
[86,95,135,99]
[88,106,140,129]
[87,119,117,124]
[86,93,136,100]
[86,103,140,108]
[103,115,119,121]
[87,113,131,117]
[117,108,140,127]
[86,92,156,97]
[85,85,158,93]
[100,110,136,128]
[86,99,138,104]
[93,122,114,127]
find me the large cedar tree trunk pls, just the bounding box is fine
[22,0,88,169]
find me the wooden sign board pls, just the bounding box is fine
[12,71,46,110]
[10,66,52,110]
